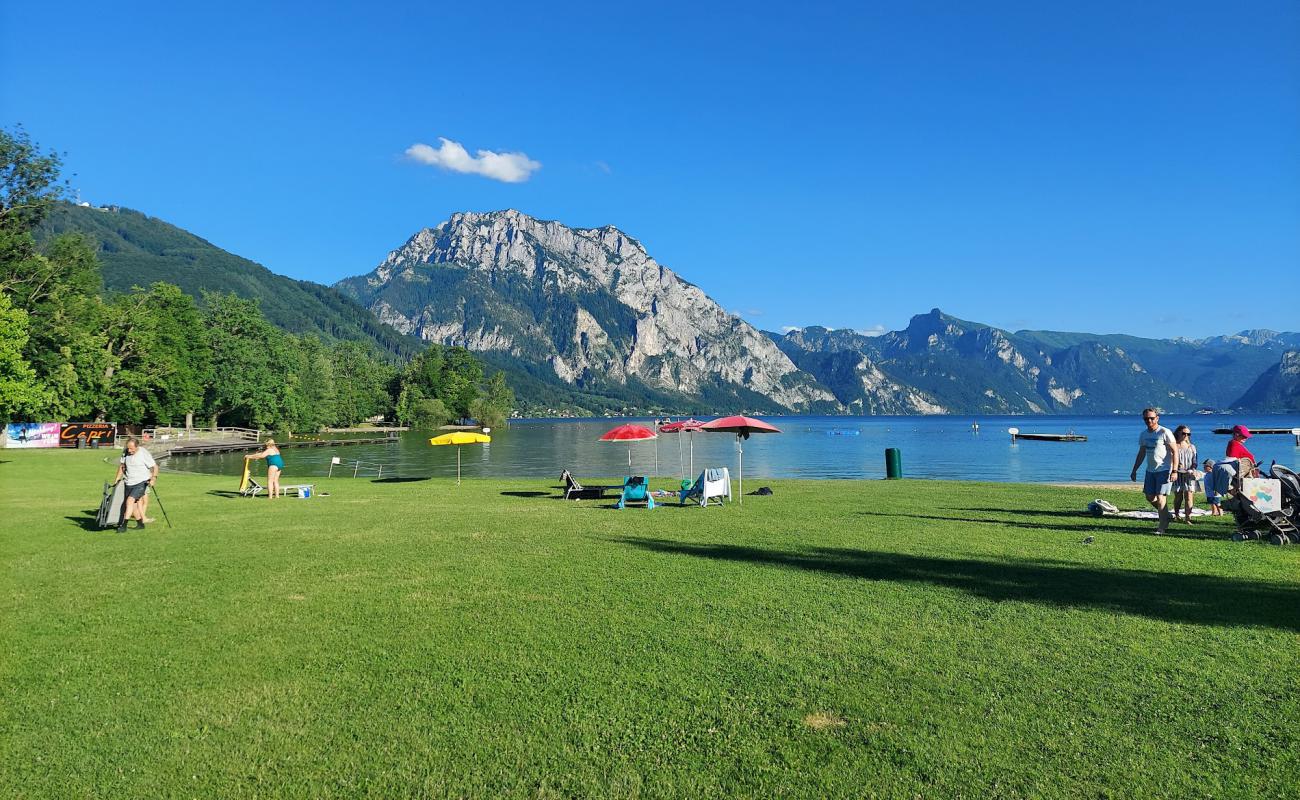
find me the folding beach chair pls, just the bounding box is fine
[96,480,127,528]
[679,467,731,507]
[617,476,655,509]
[241,476,266,497]
[559,469,619,500]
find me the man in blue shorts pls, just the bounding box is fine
[1129,408,1179,534]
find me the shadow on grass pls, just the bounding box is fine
[65,511,103,531]
[205,490,246,499]
[614,538,1300,632]
[372,477,430,484]
[500,491,551,498]
[855,510,1222,540]
[953,507,1229,540]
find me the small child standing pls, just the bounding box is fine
[1170,425,1200,523]
[1203,458,1222,515]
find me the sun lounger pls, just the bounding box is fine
[560,469,619,500]
[241,477,315,498]
[618,476,655,509]
[680,467,731,506]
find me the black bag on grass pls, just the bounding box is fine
[96,480,126,529]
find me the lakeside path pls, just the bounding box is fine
[3,450,1298,798]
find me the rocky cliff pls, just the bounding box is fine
[1233,351,1300,411]
[337,210,839,412]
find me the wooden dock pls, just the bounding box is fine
[1212,427,1300,445]
[165,435,400,457]
[1008,428,1087,443]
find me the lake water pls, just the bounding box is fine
[173,414,1300,484]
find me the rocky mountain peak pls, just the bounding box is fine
[339,211,838,412]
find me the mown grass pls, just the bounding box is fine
[2,450,1298,798]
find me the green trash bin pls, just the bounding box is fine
[885,448,902,480]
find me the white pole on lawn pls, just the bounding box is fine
[737,434,743,505]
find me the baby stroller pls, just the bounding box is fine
[1225,462,1300,545]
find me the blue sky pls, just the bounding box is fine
[3,1,1297,339]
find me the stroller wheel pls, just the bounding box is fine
[1268,533,1286,546]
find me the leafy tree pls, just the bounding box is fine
[98,283,211,424]
[292,335,336,432]
[1,128,108,419]
[470,371,514,428]
[439,347,483,420]
[203,291,297,429]
[329,340,393,426]
[0,125,68,278]
[0,292,48,418]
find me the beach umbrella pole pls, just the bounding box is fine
[457,446,462,485]
[737,434,743,505]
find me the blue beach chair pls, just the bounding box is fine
[617,476,655,509]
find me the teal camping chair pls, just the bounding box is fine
[618,476,655,509]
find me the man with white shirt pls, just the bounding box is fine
[1129,408,1179,534]
[112,437,157,533]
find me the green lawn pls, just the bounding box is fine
[2,450,1298,799]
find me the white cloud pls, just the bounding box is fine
[405,138,541,183]
[857,324,887,336]
[781,325,801,333]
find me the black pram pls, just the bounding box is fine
[1225,463,1300,545]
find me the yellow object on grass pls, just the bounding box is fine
[238,458,251,492]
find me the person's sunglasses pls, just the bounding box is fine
[1143,416,1157,421]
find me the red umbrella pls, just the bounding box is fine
[658,418,706,478]
[700,416,782,503]
[599,424,658,472]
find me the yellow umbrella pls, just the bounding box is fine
[429,431,491,485]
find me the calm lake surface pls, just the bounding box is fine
[174,414,1300,484]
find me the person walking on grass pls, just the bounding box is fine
[113,437,157,533]
[246,438,285,499]
[1170,425,1200,524]
[1130,408,1179,534]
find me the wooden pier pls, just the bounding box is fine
[1008,428,1087,443]
[1212,427,1300,445]
[165,435,400,457]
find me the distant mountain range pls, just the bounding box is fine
[45,204,1300,414]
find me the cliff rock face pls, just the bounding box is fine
[1233,351,1300,411]
[337,210,838,412]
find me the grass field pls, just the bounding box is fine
[2,450,1298,798]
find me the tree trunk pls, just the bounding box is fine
[185,411,193,431]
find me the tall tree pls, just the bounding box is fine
[98,283,211,424]
[292,335,336,432]
[470,371,515,428]
[329,340,393,426]
[0,292,48,419]
[202,291,295,429]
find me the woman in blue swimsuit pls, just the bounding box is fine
[247,439,285,499]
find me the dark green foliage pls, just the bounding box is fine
[99,283,210,424]
[395,344,495,426]
[328,340,394,427]
[38,203,421,361]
